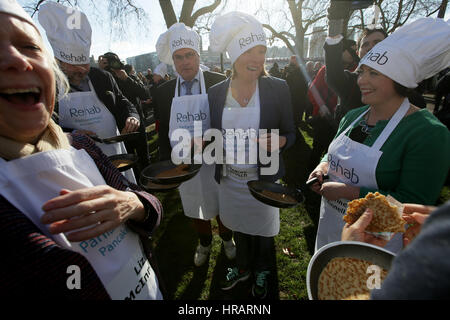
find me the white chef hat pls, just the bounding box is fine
[359,17,450,88]
[209,11,266,65]
[0,0,38,31]
[38,2,91,65]
[154,62,167,77]
[156,23,200,65]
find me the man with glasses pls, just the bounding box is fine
[154,23,235,268]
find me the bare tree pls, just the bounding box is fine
[349,0,443,34]
[159,0,224,28]
[258,0,328,58]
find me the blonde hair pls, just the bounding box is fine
[41,43,70,98]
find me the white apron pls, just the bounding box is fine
[0,149,161,300]
[168,72,218,220]
[58,80,136,184]
[315,98,410,254]
[219,84,280,237]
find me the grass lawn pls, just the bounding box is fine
[145,122,450,300]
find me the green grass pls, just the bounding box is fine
[145,122,449,300]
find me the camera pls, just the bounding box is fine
[101,52,125,70]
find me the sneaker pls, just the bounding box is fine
[220,267,250,290]
[223,239,236,260]
[252,271,270,299]
[194,244,211,267]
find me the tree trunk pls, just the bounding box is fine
[438,0,448,17]
[159,0,178,28]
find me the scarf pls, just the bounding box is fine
[0,119,71,160]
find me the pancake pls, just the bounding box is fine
[260,190,297,204]
[344,192,406,233]
[318,257,388,300]
[156,164,190,178]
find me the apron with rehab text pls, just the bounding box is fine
[0,148,161,300]
[168,72,218,220]
[315,98,410,254]
[58,80,136,184]
[218,84,280,237]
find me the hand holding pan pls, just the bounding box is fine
[306,174,329,187]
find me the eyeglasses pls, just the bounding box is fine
[173,51,197,62]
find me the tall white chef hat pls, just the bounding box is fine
[38,2,91,65]
[209,11,267,65]
[154,62,167,77]
[0,0,38,31]
[156,22,200,65]
[359,17,450,88]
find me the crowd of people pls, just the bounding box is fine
[0,0,449,300]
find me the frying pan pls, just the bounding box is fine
[139,176,180,193]
[306,241,396,300]
[107,153,139,172]
[247,180,305,208]
[140,160,202,185]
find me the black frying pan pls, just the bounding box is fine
[140,160,202,185]
[247,180,305,209]
[89,132,140,144]
[139,176,180,193]
[107,154,139,172]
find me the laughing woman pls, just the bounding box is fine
[0,0,163,299]
[308,18,450,254]
[208,12,296,299]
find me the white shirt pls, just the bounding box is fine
[179,70,201,96]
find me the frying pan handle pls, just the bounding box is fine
[306,174,329,187]
[87,134,104,143]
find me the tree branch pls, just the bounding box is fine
[190,0,222,27]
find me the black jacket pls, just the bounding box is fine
[154,71,226,161]
[56,67,139,132]
[208,76,296,183]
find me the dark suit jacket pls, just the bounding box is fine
[154,71,226,160]
[55,67,139,133]
[208,76,296,183]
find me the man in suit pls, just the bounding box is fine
[154,23,235,267]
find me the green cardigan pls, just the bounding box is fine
[322,105,450,205]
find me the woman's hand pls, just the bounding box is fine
[258,132,287,152]
[307,162,329,194]
[402,203,435,247]
[320,181,360,201]
[41,186,146,242]
[341,208,389,247]
[121,117,140,134]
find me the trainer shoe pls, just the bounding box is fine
[220,267,250,290]
[252,270,270,299]
[223,239,236,260]
[194,244,211,267]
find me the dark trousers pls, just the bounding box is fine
[234,232,274,272]
[195,216,232,247]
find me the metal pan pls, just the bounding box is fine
[89,132,141,144]
[306,241,396,300]
[247,180,305,209]
[140,160,202,185]
[107,154,139,172]
[139,176,180,193]
[306,174,329,187]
